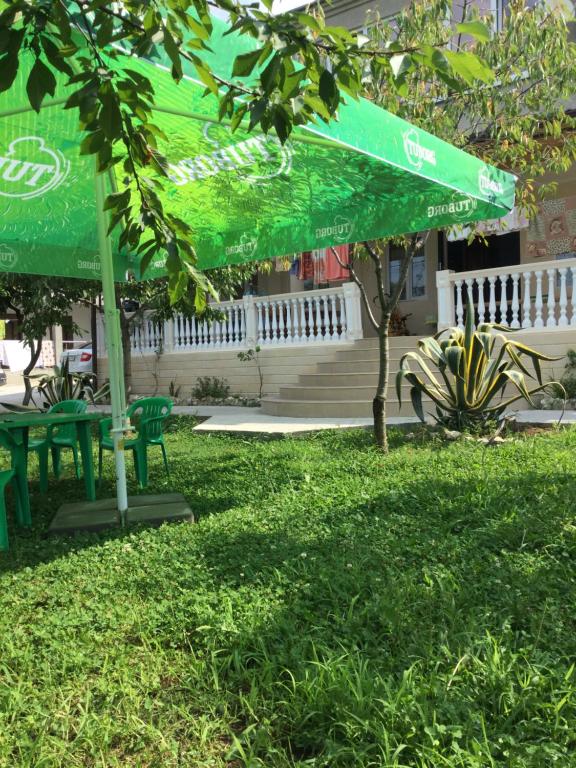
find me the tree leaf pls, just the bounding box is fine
[319,68,338,112]
[26,58,57,113]
[232,48,262,78]
[444,51,494,85]
[163,27,183,81]
[455,21,491,43]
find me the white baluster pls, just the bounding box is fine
[510,273,520,329]
[488,276,497,323]
[476,278,485,325]
[499,273,509,326]
[278,300,287,343]
[546,268,557,327]
[266,301,275,343]
[339,293,347,338]
[179,314,186,349]
[202,319,209,348]
[144,319,149,350]
[129,326,136,353]
[291,299,300,342]
[534,271,544,328]
[569,268,576,327]
[455,280,464,328]
[228,308,235,346]
[329,294,338,340]
[172,315,179,350]
[262,301,270,344]
[522,272,532,329]
[191,315,201,349]
[235,307,242,345]
[285,300,293,342]
[256,302,264,345]
[241,306,247,345]
[315,297,324,341]
[558,268,568,327]
[300,298,308,342]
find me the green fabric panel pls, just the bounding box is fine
[0,20,516,281]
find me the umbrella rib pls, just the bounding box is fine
[0,98,68,118]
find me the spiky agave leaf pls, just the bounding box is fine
[397,296,563,429]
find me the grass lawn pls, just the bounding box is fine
[1,419,576,767]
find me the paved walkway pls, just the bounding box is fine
[191,407,576,434]
[1,386,574,435]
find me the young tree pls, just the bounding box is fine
[0,0,494,304]
[340,0,576,451]
[0,275,97,403]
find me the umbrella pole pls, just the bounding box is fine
[94,168,129,523]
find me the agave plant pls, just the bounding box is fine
[396,300,561,430]
[30,358,110,410]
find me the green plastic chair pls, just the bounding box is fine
[0,428,27,550]
[29,400,89,493]
[98,397,173,488]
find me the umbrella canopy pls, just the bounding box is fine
[0,16,516,281]
[0,16,516,518]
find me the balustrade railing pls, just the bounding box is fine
[254,288,350,345]
[436,258,576,331]
[119,283,363,355]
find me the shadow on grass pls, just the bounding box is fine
[1,426,576,765]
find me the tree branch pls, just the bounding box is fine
[362,241,389,315]
[329,246,379,332]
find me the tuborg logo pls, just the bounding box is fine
[225,233,258,259]
[0,136,70,200]
[478,168,504,197]
[427,194,478,221]
[168,123,293,187]
[315,216,354,242]
[403,129,436,171]
[0,244,17,271]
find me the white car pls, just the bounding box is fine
[60,343,94,373]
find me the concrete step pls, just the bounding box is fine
[297,372,417,388]
[332,347,419,363]
[261,397,425,418]
[277,384,431,402]
[316,358,414,374]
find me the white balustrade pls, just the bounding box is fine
[123,283,362,355]
[436,257,576,331]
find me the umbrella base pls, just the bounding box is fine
[48,493,194,534]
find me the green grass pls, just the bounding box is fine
[1,419,576,767]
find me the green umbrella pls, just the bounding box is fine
[0,16,516,518]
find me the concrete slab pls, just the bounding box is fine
[48,493,193,534]
[193,413,420,434]
[192,409,576,435]
[513,410,576,424]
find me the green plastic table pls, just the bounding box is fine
[0,411,103,525]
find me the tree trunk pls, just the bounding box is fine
[373,317,390,452]
[22,338,43,405]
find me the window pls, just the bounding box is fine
[494,0,544,31]
[388,246,427,300]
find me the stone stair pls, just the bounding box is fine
[261,337,434,418]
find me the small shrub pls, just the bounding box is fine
[549,349,576,400]
[168,379,182,401]
[192,376,230,401]
[237,346,263,399]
